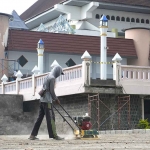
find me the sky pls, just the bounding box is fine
[0,0,38,15]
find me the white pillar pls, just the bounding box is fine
[1,74,8,94]
[112,53,122,86]
[141,98,144,120]
[100,15,108,80]
[15,70,23,94]
[31,66,40,96]
[37,39,44,74]
[81,51,92,86]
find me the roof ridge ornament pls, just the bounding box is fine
[49,14,75,34]
[37,23,48,32]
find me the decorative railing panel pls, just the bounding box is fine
[36,73,48,87]
[117,65,150,94]
[19,77,32,91]
[121,65,150,80]
[0,64,84,100]
[57,64,82,82]
[5,82,16,94]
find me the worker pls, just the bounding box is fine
[29,65,64,140]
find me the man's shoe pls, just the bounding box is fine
[28,135,39,140]
[53,136,64,140]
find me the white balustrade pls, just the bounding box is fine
[19,77,32,90]
[0,64,84,99]
[57,64,82,82]
[4,81,16,94]
[35,73,48,87]
[121,65,150,80]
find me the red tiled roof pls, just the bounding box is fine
[7,29,137,58]
[95,0,150,7]
[20,0,66,21]
[20,0,150,21]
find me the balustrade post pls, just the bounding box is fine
[138,71,141,79]
[1,82,4,94]
[1,74,8,94]
[143,71,146,80]
[32,74,36,96]
[128,70,131,79]
[133,70,136,79]
[16,79,19,94]
[112,53,122,86]
[113,62,121,86]
[15,70,23,94]
[81,51,92,86]
[148,72,150,80]
[32,66,40,96]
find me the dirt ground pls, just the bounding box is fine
[0,133,150,150]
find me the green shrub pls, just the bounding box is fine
[138,119,150,129]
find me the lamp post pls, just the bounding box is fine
[37,39,44,74]
[100,14,108,80]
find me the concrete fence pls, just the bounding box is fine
[0,64,85,100]
[116,63,150,94]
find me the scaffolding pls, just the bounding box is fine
[88,93,131,130]
[88,94,100,130]
[0,59,19,80]
[118,95,130,129]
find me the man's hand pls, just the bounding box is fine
[55,99,60,105]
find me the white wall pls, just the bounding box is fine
[48,53,82,70]
[92,55,127,79]
[8,51,38,75]
[75,29,116,37]
[32,9,150,33]
[8,51,127,79]
[88,9,150,32]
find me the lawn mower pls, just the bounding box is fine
[53,104,99,139]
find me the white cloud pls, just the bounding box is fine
[0,0,37,15]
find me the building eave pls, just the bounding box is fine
[25,0,150,30]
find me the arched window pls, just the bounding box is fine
[136,18,139,23]
[95,14,100,19]
[141,19,144,23]
[126,17,130,22]
[116,16,120,21]
[121,17,125,21]
[106,15,110,20]
[146,19,149,24]
[111,16,115,20]
[131,18,135,22]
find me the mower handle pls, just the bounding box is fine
[59,103,80,130]
[53,104,75,131]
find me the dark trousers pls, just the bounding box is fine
[31,102,57,138]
